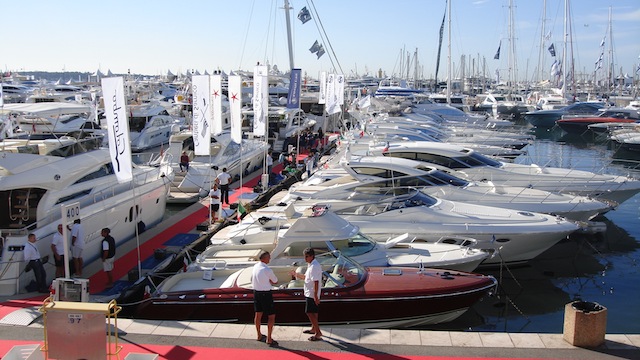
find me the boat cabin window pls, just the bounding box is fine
[129,116,148,132]
[223,141,240,156]
[351,167,409,179]
[74,163,114,184]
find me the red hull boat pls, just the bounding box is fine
[134,252,497,328]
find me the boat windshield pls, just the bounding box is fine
[328,233,376,257]
[336,189,438,215]
[315,251,365,288]
[385,150,501,169]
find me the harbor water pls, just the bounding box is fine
[431,127,640,334]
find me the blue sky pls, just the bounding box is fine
[3,0,639,81]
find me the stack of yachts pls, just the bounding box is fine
[133,98,640,327]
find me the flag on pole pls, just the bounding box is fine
[237,202,246,222]
[600,37,605,48]
[101,77,133,183]
[210,74,223,135]
[548,43,556,57]
[192,75,211,155]
[228,75,242,144]
[309,40,325,59]
[493,41,501,60]
[594,53,604,71]
[297,6,311,24]
[286,68,302,109]
[0,82,4,107]
[253,65,268,136]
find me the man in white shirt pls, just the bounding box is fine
[24,233,48,293]
[291,247,323,341]
[251,251,278,346]
[50,224,65,278]
[209,183,221,222]
[215,167,232,205]
[70,219,85,276]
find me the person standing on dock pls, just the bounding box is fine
[24,233,48,293]
[290,247,323,341]
[209,182,221,222]
[70,219,85,277]
[251,251,278,347]
[216,168,232,205]
[51,224,65,278]
[101,228,116,288]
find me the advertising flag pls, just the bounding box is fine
[286,68,302,109]
[228,75,242,144]
[494,42,501,60]
[210,74,223,135]
[192,75,211,155]
[318,72,327,105]
[253,65,268,136]
[101,77,132,183]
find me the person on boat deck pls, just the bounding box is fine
[101,228,116,288]
[69,219,85,277]
[51,224,65,278]
[24,233,49,293]
[290,247,323,341]
[179,151,190,172]
[305,155,314,178]
[215,168,232,205]
[266,149,273,176]
[209,182,221,222]
[251,251,278,347]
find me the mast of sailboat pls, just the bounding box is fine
[606,6,613,92]
[536,0,547,86]
[283,0,295,70]
[447,0,452,104]
[562,0,568,100]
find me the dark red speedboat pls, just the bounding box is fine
[557,108,639,134]
[134,251,497,327]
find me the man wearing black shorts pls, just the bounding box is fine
[251,251,278,346]
[290,247,323,341]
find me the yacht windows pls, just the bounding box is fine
[223,141,240,156]
[74,163,114,184]
[351,167,409,179]
[55,190,92,204]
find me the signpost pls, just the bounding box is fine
[61,202,80,279]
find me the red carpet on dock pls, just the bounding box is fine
[0,339,552,360]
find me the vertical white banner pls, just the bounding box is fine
[101,77,133,183]
[192,75,211,155]
[336,74,345,110]
[228,75,242,144]
[325,73,337,115]
[0,82,4,107]
[210,74,223,135]
[318,72,327,105]
[253,65,268,137]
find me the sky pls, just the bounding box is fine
[3,0,639,82]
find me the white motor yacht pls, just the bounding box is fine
[368,142,640,205]
[0,138,173,296]
[280,156,613,222]
[276,187,580,266]
[165,130,270,203]
[192,204,489,272]
[127,102,181,152]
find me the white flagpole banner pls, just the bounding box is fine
[0,81,4,107]
[228,75,243,144]
[101,77,133,183]
[211,74,223,135]
[326,74,339,115]
[336,74,345,109]
[192,75,211,155]
[253,65,268,137]
[318,72,327,105]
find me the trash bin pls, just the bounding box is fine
[563,300,607,347]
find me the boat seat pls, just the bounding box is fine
[324,265,345,288]
[286,266,306,289]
